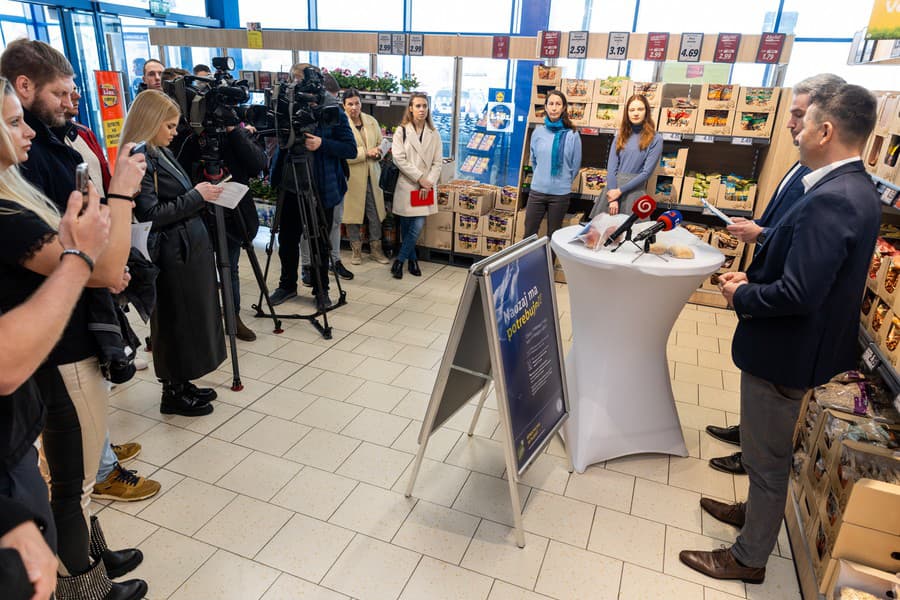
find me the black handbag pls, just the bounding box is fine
[378,126,406,194]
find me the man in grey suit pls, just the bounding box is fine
[680,81,880,583]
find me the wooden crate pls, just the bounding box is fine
[589,103,621,128]
[694,108,736,136]
[658,105,698,134]
[736,86,781,112]
[732,111,776,138]
[567,101,590,127]
[533,65,562,86]
[561,78,594,102]
[699,83,738,110]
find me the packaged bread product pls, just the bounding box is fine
[886,255,900,293]
[667,245,695,259]
[839,588,881,600]
[887,315,900,351]
[684,224,708,240]
[872,300,889,332]
[648,243,667,255]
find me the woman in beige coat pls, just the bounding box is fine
[342,89,389,265]
[391,92,443,279]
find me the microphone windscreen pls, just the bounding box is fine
[632,195,656,219]
[658,210,683,231]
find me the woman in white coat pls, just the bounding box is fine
[391,92,443,279]
[343,89,389,265]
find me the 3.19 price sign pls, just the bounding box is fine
[567,31,588,59]
[606,32,629,61]
[678,32,704,63]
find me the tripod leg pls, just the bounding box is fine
[214,205,243,391]
[255,191,284,312]
[235,207,283,333]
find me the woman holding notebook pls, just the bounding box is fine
[390,93,443,279]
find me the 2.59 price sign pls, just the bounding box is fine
[567,31,588,59]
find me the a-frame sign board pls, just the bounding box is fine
[405,236,572,547]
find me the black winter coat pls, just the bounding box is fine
[135,147,225,382]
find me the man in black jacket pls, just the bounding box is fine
[680,82,880,584]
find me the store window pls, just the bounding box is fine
[239,49,294,74]
[781,0,873,38]
[318,52,368,75]
[42,8,64,54]
[454,57,511,184]
[317,0,402,30]
[637,0,777,34]
[0,0,26,18]
[103,0,150,9]
[171,0,206,18]
[239,0,308,29]
[1,21,30,45]
[411,0,514,34]
[409,56,454,155]
[783,42,889,90]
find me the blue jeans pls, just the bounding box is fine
[397,215,425,262]
[97,431,116,483]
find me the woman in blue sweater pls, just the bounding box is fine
[524,90,582,238]
[591,94,663,217]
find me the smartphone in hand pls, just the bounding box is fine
[75,162,90,214]
[130,141,147,156]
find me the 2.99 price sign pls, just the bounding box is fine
[678,32,704,63]
[606,32,629,61]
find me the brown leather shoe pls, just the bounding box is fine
[700,498,746,528]
[679,547,765,584]
[236,315,257,342]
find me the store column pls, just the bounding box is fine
[204,0,243,68]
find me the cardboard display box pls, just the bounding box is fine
[716,181,757,211]
[708,227,744,257]
[454,232,483,255]
[658,105,697,134]
[579,168,607,196]
[699,83,738,110]
[656,148,688,177]
[456,186,495,216]
[694,108,736,136]
[484,236,511,255]
[589,103,621,128]
[561,78,594,102]
[485,211,515,239]
[732,111,776,138]
[423,228,452,250]
[682,175,721,207]
[592,76,628,104]
[497,187,519,213]
[530,83,559,106]
[823,559,900,600]
[627,81,663,106]
[875,93,899,133]
[875,132,899,184]
[436,184,459,212]
[736,86,781,112]
[566,101,590,127]
[455,213,483,235]
[533,65,562,86]
[514,210,546,242]
[527,102,547,124]
[647,173,681,204]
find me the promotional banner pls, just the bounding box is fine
[867,0,900,39]
[94,71,125,169]
[489,244,566,471]
[486,88,513,133]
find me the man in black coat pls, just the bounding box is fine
[680,82,881,584]
[704,74,847,477]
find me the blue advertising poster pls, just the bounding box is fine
[489,244,566,472]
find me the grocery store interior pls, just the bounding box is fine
[2,0,899,599]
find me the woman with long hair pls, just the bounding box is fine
[591,93,662,217]
[119,90,225,417]
[524,89,582,238]
[0,76,148,599]
[390,92,443,279]
[343,88,389,265]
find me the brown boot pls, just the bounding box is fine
[350,241,363,265]
[236,315,257,341]
[370,240,390,264]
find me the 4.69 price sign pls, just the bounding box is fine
[678,32,704,63]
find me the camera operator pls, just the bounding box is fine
[171,72,268,342]
[269,63,356,311]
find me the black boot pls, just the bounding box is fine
[391,260,403,279]
[160,381,214,416]
[184,381,217,404]
[55,558,147,600]
[90,516,143,579]
[407,259,421,276]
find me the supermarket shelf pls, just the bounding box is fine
[872,174,900,193]
[858,325,900,403]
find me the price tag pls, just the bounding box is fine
[882,187,898,205]
[731,136,754,146]
[377,33,392,55]
[375,99,390,107]
[694,134,715,143]
[662,132,683,142]
[756,32,786,64]
[539,30,561,59]
[678,32,704,63]
[606,32,629,61]
[578,127,599,136]
[862,347,880,371]
[645,32,669,61]
[713,33,741,64]
[408,33,424,56]
[391,33,406,55]
[492,35,510,59]
[567,30,589,59]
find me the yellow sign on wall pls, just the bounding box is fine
[867,0,900,39]
[247,22,263,49]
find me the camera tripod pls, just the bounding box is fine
[194,131,283,391]
[254,142,347,340]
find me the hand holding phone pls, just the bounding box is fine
[76,163,89,214]
[130,141,147,156]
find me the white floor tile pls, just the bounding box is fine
[522,489,595,547]
[399,556,493,600]
[395,456,470,507]
[534,540,623,600]
[588,506,666,570]
[340,407,410,446]
[663,526,747,597]
[166,436,252,483]
[391,421,461,463]
[131,422,203,467]
[321,535,421,600]
[564,465,635,513]
[282,428,361,471]
[328,482,416,541]
[194,494,292,558]
[605,453,670,484]
[125,528,216,599]
[294,397,362,432]
[217,451,303,501]
[249,387,317,420]
[260,573,350,600]
[336,441,413,489]
[256,513,355,582]
[138,477,236,536]
[452,472,529,528]
[393,500,480,565]
[618,565,707,600]
[345,380,408,412]
[631,477,703,533]
[234,415,312,456]
[460,520,548,590]
[270,466,356,520]
[170,549,279,600]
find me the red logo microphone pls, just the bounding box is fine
[632,195,657,219]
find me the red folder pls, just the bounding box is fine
[410,188,435,207]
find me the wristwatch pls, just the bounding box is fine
[757,228,768,245]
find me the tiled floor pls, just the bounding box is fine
[98,243,802,599]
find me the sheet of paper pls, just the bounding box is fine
[131,222,152,261]
[700,198,735,225]
[207,181,249,210]
[379,137,392,156]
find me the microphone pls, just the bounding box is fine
[633,210,684,243]
[603,195,656,246]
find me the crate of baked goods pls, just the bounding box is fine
[628,81,663,106]
[527,101,546,124]
[861,288,878,331]
[700,254,742,291]
[456,185,496,216]
[732,110,776,139]
[566,101,590,127]
[533,65,562,86]
[823,559,900,600]
[589,103,621,128]
[694,108,736,136]
[561,78,594,102]
[709,226,744,256]
[454,232,483,255]
[682,172,721,207]
[737,86,780,112]
[579,168,607,196]
[876,252,900,305]
[497,186,519,213]
[699,83,738,110]
[656,148,688,177]
[868,297,892,345]
[647,173,681,204]
[593,76,629,104]
[484,236,511,255]
[658,102,698,134]
[485,211,515,239]
[682,222,711,243]
[530,82,559,106]
[716,174,757,211]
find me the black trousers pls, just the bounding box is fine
[0,446,56,553]
[278,191,333,295]
[524,190,570,239]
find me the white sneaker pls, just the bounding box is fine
[134,357,148,371]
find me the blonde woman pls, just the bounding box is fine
[119,90,225,417]
[343,89,389,265]
[391,92,442,279]
[0,76,148,598]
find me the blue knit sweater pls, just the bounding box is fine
[530,125,582,195]
[607,128,663,193]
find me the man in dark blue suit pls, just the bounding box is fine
[705,74,846,476]
[680,82,881,584]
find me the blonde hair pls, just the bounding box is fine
[400,93,434,130]
[0,77,60,228]
[118,90,180,152]
[290,63,312,82]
